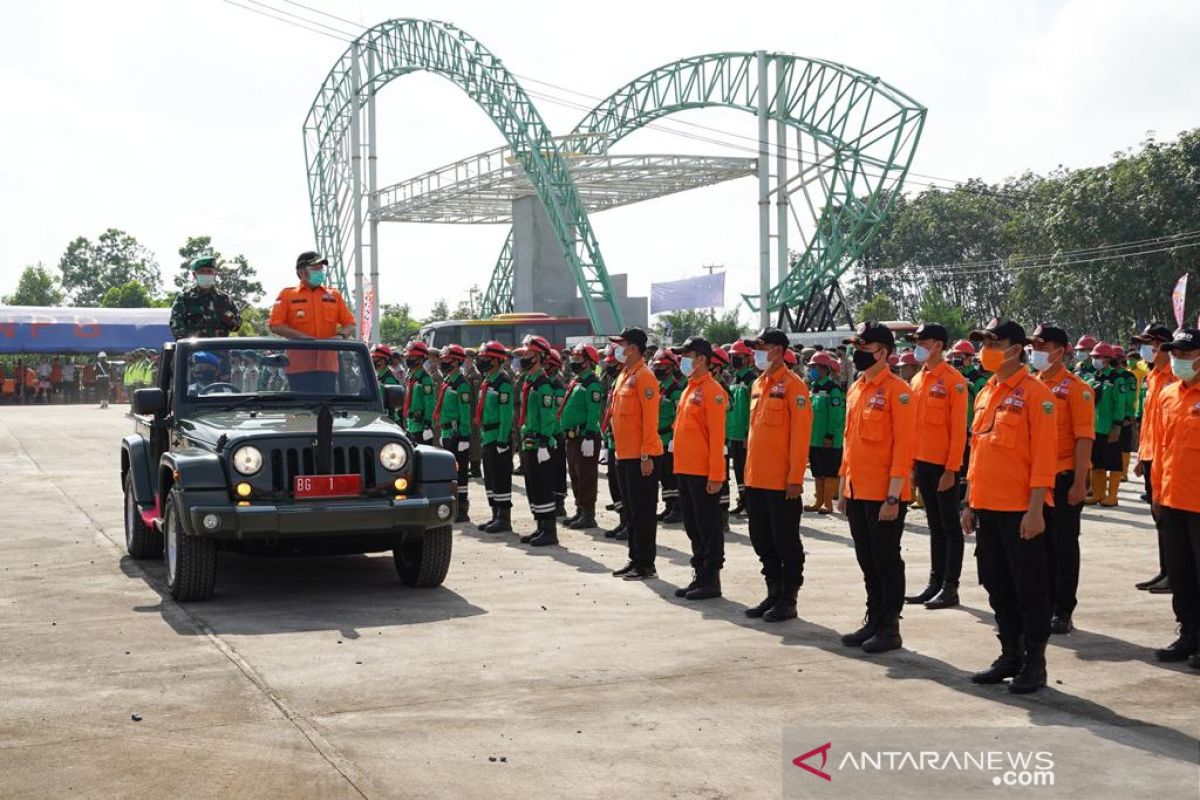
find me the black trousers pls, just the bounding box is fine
[617,458,660,567]
[552,434,567,504]
[482,442,513,509]
[1160,506,1200,635]
[521,449,556,520]
[847,499,907,619]
[1091,437,1121,471]
[678,474,725,573]
[913,460,963,586]
[1042,471,1083,616]
[606,451,623,513]
[745,487,805,589]
[442,437,471,504]
[728,439,747,501]
[1144,461,1168,574]
[975,510,1051,644]
[659,451,678,505]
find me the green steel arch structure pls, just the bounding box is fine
[303,19,624,332]
[479,52,926,330]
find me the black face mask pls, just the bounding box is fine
[653,367,670,379]
[568,361,586,374]
[474,358,491,373]
[520,357,535,371]
[605,364,619,376]
[731,356,746,370]
[949,359,964,370]
[405,359,424,370]
[852,349,880,372]
[440,362,456,373]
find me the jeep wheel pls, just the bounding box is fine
[394,526,452,587]
[163,489,217,601]
[123,473,162,558]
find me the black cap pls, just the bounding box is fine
[842,321,895,348]
[670,335,715,359]
[610,327,648,349]
[296,251,328,269]
[1160,328,1200,352]
[742,327,790,348]
[1131,324,1174,344]
[905,323,948,344]
[970,317,1027,346]
[1029,323,1069,347]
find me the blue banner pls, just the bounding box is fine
[650,272,725,314]
[0,306,172,354]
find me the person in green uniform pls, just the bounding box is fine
[1083,342,1123,506]
[402,341,438,445]
[371,344,403,423]
[514,335,560,546]
[709,345,735,533]
[653,350,684,523]
[948,339,988,501]
[1073,335,1097,378]
[546,348,569,518]
[1110,346,1138,481]
[600,346,627,540]
[726,340,757,515]
[559,343,604,529]
[434,344,474,523]
[475,341,515,534]
[169,256,242,339]
[804,352,846,514]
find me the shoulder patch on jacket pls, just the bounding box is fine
[796,395,807,408]
[955,383,965,393]
[644,387,654,399]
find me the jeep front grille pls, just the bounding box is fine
[269,446,378,493]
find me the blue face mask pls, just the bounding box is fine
[307,269,326,287]
[613,345,627,364]
[1171,355,1198,382]
[913,344,931,363]
[1139,344,1156,363]
[510,357,522,373]
[753,349,770,370]
[679,356,694,376]
[807,367,821,383]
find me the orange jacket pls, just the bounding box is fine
[610,361,664,460]
[268,283,356,373]
[1037,363,1095,474]
[745,366,812,491]
[910,360,969,471]
[966,369,1057,511]
[840,368,915,501]
[672,371,728,482]
[1138,364,1175,461]
[1148,377,1200,513]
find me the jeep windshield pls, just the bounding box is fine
[178,340,379,407]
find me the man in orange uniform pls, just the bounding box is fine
[668,336,729,601]
[904,323,969,611]
[838,322,916,653]
[962,319,1057,694]
[608,327,664,581]
[741,328,812,623]
[268,251,357,394]
[1147,327,1200,668]
[1132,324,1175,593]
[1030,324,1094,636]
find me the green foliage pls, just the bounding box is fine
[380,303,420,345]
[855,293,899,323]
[653,310,709,343]
[58,228,162,306]
[702,310,746,345]
[99,281,154,308]
[424,299,450,324]
[914,289,970,342]
[174,236,264,307]
[3,264,64,306]
[235,306,271,337]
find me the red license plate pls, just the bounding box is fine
[293,474,361,499]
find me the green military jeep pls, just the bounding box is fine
[120,337,458,601]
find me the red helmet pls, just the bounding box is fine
[898,351,919,366]
[371,344,394,360]
[516,335,552,358]
[783,348,797,366]
[728,340,754,357]
[1112,345,1126,359]
[1075,335,1097,351]
[404,340,430,359]
[571,343,600,364]
[546,348,562,369]
[439,344,467,363]
[602,343,618,364]
[887,354,900,367]
[810,351,841,373]
[479,340,509,360]
[950,339,976,356]
[710,346,730,366]
[1090,341,1114,358]
[654,349,679,366]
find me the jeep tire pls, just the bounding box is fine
[163,488,217,601]
[394,526,452,587]
[124,473,162,558]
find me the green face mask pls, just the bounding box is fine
[307,270,326,287]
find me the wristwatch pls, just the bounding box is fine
[885,495,899,506]
[640,454,650,462]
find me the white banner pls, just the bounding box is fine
[650,272,725,314]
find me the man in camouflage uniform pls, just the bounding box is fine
[434,344,474,523]
[169,256,242,339]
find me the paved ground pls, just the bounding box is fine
[1,405,1197,799]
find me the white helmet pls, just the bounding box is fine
[97,351,107,358]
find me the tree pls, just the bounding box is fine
[3,264,64,306]
[702,310,746,345]
[855,293,898,323]
[653,309,709,343]
[236,306,271,337]
[174,236,265,307]
[99,281,154,308]
[424,299,450,324]
[380,303,420,345]
[914,288,970,342]
[58,228,162,306]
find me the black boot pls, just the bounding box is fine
[454,498,470,524]
[924,582,960,610]
[661,501,682,524]
[1009,639,1048,694]
[469,462,482,478]
[905,575,940,605]
[861,614,902,653]
[604,509,626,538]
[763,584,799,622]
[530,517,559,547]
[477,505,497,532]
[1136,572,1165,590]
[730,499,745,516]
[686,568,722,600]
[744,580,780,618]
[674,570,700,598]
[568,506,597,529]
[555,498,567,518]
[1049,613,1074,635]
[1155,629,1197,662]
[721,507,730,534]
[840,610,879,647]
[970,634,1022,684]
[488,506,512,534]
[1147,576,1172,594]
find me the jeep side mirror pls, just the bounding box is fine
[384,384,405,411]
[133,388,166,415]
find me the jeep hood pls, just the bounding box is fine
[179,409,403,448]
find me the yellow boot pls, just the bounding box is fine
[1121,452,1131,482]
[1101,472,1122,507]
[804,479,826,513]
[1085,469,1105,505]
[820,478,837,514]
[912,488,925,510]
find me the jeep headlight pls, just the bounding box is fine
[232,445,263,475]
[380,442,408,472]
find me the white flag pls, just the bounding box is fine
[650,272,725,314]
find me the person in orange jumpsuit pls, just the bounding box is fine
[267,251,356,394]
[838,322,916,653]
[1132,324,1176,593]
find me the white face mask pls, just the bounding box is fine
[679,356,694,376]
[1091,358,1106,371]
[613,345,627,364]
[1030,349,1053,372]
[753,349,770,370]
[913,344,931,363]
[1139,344,1156,363]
